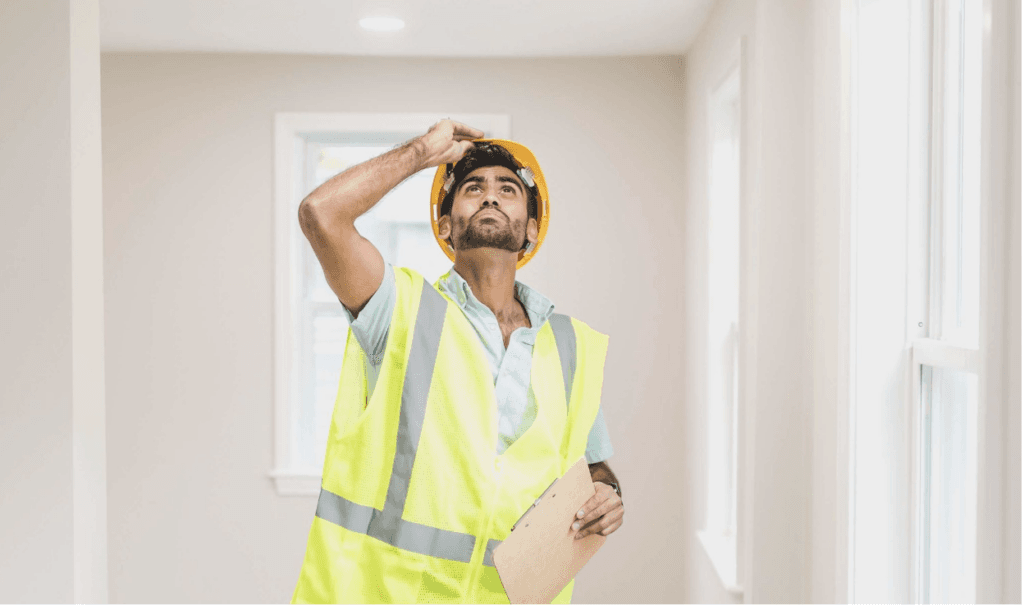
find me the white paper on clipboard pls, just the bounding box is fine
[491,456,607,604]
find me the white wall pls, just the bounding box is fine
[100,52,688,603]
[682,0,819,601]
[679,0,757,602]
[0,0,107,602]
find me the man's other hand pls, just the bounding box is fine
[571,481,624,539]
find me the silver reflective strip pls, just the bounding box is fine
[316,486,377,534]
[367,279,448,544]
[483,539,503,567]
[547,313,577,409]
[317,278,576,568]
[316,486,478,562]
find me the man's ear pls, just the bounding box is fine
[526,216,539,247]
[438,215,454,250]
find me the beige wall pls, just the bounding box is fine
[0,2,75,598]
[1003,1,1022,602]
[0,0,107,602]
[100,52,687,603]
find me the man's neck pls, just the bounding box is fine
[453,251,523,322]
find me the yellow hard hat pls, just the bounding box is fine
[429,138,549,270]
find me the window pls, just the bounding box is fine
[697,38,744,598]
[269,113,511,495]
[849,0,991,602]
[913,0,983,602]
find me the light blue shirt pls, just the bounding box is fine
[340,261,614,464]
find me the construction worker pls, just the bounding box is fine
[291,119,623,603]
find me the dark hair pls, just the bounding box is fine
[439,142,539,225]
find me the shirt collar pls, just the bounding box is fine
[438,264,556,332]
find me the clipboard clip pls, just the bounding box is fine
[510,476,559,532]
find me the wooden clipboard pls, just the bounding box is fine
[492,456,607,604]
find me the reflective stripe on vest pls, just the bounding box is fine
[313,277,579,566]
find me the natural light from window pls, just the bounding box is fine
[699,57,741,595]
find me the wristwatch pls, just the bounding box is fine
[601,481,621,499]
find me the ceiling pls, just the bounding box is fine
[99,0,716,57]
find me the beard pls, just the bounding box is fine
[453,211,528,254]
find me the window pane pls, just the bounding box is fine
[306,146,391,303]
[318,145,435,225]
[919,364,978,603]
[706,64,740,538]
[314,146,390,188]
[307,244,337,303]
[939,0,982,345]
[311,314,347,467]
[394,222,451,284]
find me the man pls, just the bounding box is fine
[291,120,622,603]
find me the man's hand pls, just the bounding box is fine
[413,119,485,171]
[571,481,624,539]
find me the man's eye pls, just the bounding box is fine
[466,184,514,193]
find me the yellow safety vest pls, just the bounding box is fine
[291,266,609,604]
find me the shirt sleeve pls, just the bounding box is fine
[584,406,615,464]
[339,261,395,396]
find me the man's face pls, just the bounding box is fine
[438,165,537,255]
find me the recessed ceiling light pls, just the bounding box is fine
[359,16,405,32]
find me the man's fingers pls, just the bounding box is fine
[576,483,609,520]
[597,511,625,536]
[576,508,624,539]
[572,496,621,532]
[450,121,485,138]
[439,140,474,164]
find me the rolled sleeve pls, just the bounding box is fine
[584,406,615,464]
[340,261,396,368]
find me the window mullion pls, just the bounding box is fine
[928,0,947,345]
[911,2,946,597]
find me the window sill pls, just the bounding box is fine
[267,469,321,496]
[696,529,744,598]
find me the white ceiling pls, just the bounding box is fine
[99,0,716,57]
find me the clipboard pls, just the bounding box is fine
[492,456,607,604]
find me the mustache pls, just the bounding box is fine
[474,208,506,220]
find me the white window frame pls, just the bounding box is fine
[844,0,1012,601]
[697,36,746,599]
[908,0,1011,603]
[268,112,511,496]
